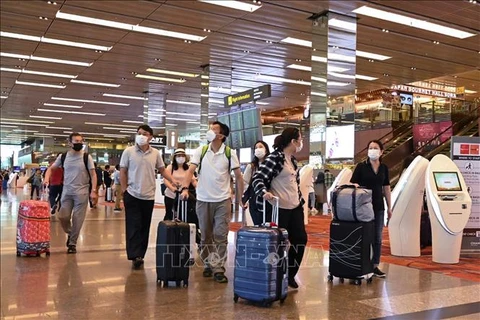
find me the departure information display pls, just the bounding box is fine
[242,108,261,129]
[217,107,262,149]
[229,111,244,131]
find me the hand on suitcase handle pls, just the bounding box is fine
[263,191,275,201]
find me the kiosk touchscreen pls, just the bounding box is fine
[425,154,472,264]
[389,156,429,257]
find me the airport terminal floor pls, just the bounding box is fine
[1,188,480,320]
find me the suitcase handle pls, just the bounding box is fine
[263,196,279,226]
[175,193,188,222]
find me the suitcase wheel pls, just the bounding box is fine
[367,277,373,284]
[36,251,41,257]
[176,281,181,287]
[262,301,272,308]
[327,274,333,282]
[233,294,239,303]
[46,251,50,256]
[351,279,362,286]
[16,251,21,257]
[280,298,286,304]
[183,281,188,288]
[339,278,344,284]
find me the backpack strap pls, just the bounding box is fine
[61,152,67,167]
[83,152,92,192]
[198,145,209,174]
[225,145,231,172]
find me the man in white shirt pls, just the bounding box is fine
[181,121,244,283]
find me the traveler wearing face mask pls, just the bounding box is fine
[45,133,97,254]
[350,139,392,278]
[252,127,308,289]
[120,125,179,269]
[242,140,271,226]
[163,148,197,221]
[181,121,243,283]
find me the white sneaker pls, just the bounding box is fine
[310,208,318,216]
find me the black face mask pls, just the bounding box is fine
[72,143,83,151]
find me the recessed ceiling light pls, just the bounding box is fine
[257,74,311,86]
[1,95,8,99]
[166,100,200,106]
[281,37,312,47]
[43,103,83,109]
[38,108,106,116]
[311,91,327,97]
[85,122,138,128]
[0,67,77,79]
[122,120,144,124]
[328,18,357,32]
[46,126,72,130]
[102,93,147,100]
[0,52,92,66]
[198,0,262,12]
[312,56,328,63]
[56,11,206,42]
[356,50,391,61]
[1,122,49,127]
[51,97,129,106]
[166,112,200,117]
[382,29,389,33]
[0,31,112,51]
[70,79,120,87]
[355,74,378,81]
[353,6,476,39]
[256,102,269,105]
[146,68,198,78]
[15,80,66,89]
[135,74,186,83]
[29,115,62,120]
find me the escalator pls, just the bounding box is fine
[354,120,413,164]
[389,114,479,187]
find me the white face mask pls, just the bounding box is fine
[254,148,266,159]
[176,156,186,164]
[136,134,149,146]
[295,140,303,153]
[368,149,381,160]
[205,130,216,142]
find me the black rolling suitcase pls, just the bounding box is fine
[234,197,289,307]
[328,220,374,285]
[156,198,191,288]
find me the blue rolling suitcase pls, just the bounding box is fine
[234,197,289,307]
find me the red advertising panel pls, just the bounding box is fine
[413,121,453,152]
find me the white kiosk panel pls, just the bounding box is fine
[389,156,429,257]
[425,154,472,264]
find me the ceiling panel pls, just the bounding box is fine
[1,0,479,144]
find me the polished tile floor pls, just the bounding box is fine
[1,188,479,320]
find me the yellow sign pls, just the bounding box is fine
[456,86,465,95]
[228,93,251,106]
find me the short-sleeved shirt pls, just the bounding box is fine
[120,145,164,200]
[191,143,240,202]
[350,160,390,212]
[54,151,94,195]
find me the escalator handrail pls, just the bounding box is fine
[389,113,479,186]
[354,120,414,162]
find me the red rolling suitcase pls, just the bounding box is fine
[16,200,51,257]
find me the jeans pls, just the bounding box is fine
[49,185,63,209]
[373,210,385,265]
[30,185,40,199]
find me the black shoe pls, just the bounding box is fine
[373,267,386,278]
[288,278,299,289]
[66,235,71,248]
[51,204,57,215]
[114,208,122,211]
[67,245,77,254]
[203,268,213,278]
[213,273,228,283]
[132,257,144,269]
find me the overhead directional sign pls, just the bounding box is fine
[149,135,166,148]
[224,84,271,107]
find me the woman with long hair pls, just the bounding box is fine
[252,127,308,289]
[163,149,197,221]
[350,139,392,278]
[242,140,270,225]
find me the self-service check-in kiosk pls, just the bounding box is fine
[389,156,429,257]
[426,154,472,264]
